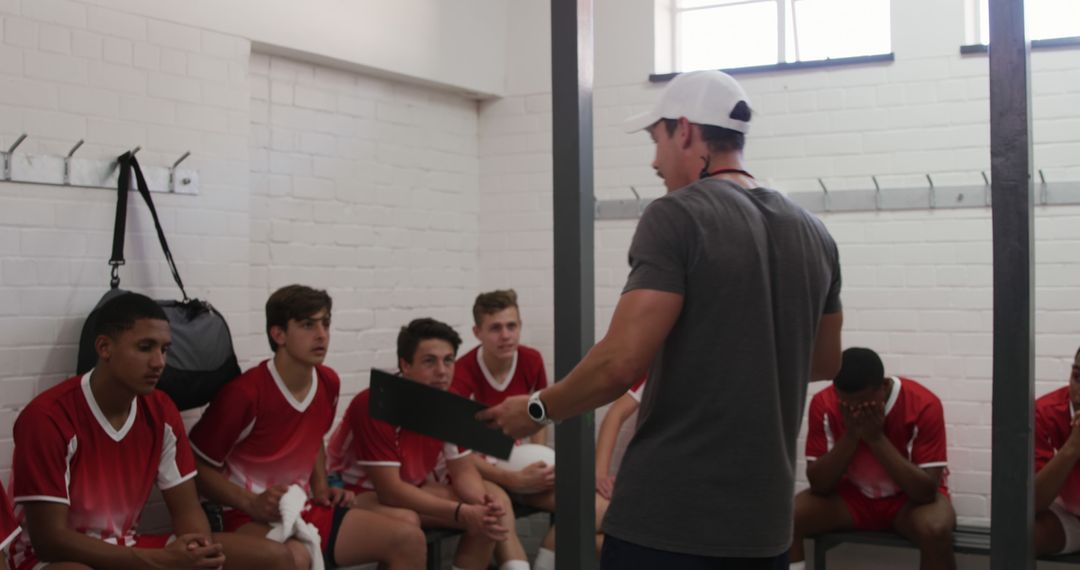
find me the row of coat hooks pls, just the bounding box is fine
[1,133,199,195]
[595,171,1080,220]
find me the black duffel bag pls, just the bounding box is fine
[76,151,240,410]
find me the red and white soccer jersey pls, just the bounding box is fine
[327,389,470,493]
[805,377,949,499]
[1036,386,1080,515]
[8,372,195,568]
[628,377,647,402]
[451,345,548,407]
[188,359,340,496]
[1,482,19,554]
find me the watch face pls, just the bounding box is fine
[528,401,544,420]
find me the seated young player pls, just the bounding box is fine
[791,347,956,570]
[327,318,525,570]
[2,482,19,570]
[450,290,555,569]
[8,292,291,570]
[188,285,425,570]
[1033,345,1080,555]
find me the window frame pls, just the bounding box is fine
[667,0,894,75]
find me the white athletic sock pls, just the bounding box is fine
[500,560,531,570]
[533,547,555,570]
[789,561,806,570]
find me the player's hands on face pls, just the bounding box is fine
[1065,412,1080,454]
[855,401,886,441]
[245,484,287,523]
[596,474,616,500]
[514,461,555,493]
[476,395,542,440]
[151,533,225,569]
[314,486,354,508]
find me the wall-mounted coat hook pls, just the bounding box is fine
[1039,169,1048,205]
[818,178,830,212]
[131,146,142,156]
[872,176,882,210]
[169,151,192,193]
[2,133,28,181]
[981,171,991,206]
[629,185,646,215]
[64,139,84,185]
[926,174,936,209]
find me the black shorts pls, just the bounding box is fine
[322,505,350,568]
[601,535,789,570]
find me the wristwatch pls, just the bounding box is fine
[527,391,553,425]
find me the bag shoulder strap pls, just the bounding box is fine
[111,152,189,301]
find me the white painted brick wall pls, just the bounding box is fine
[2,5,484,556]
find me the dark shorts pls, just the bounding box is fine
[601,535,789,570]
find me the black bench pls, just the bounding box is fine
[814,525,1080,568]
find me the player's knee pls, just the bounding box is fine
[913,516,953,548]
[792,490,815,528]
[393,523,427,558]
[483,480,513,509]
[392,507,422,528]
[253,540,294,570]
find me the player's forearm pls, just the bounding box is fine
[310,446,330,496]
[595,399,634,477]
[806,434,859,494]
[865,437,938,504]
[194,460,256,514]
[1036,447,1080,511]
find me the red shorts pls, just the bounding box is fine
[222,502,337,552]
[10,534,170,570]
[837,481,950,531]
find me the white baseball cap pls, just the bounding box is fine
[624,70,752,134]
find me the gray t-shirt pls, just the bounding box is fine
[601,178,842,558]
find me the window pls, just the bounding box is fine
[667,0,891,73]
[967,0,1080,45]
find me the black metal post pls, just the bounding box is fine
[551,0,596,568]
[989,0,1035,568]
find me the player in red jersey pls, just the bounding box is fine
[328,318,525,570]
[9,292,291,570]
[1,482,19,570]
[790,347,956,570]
[189,285,424,570]
[450,290,555,569]
[1034,345,1080,555]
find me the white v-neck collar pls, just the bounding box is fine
[268,359,317,413]
[478,347,518,393]
[884,376,903,416]
[80,371,138,443]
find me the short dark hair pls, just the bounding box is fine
[833,347,886,393]
[265,284,332,352]
[94,292,168,339]
[397,318,462,366]
[661,101,751,154]
[472,289,519,325]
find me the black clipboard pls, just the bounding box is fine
[368,368,514,460]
